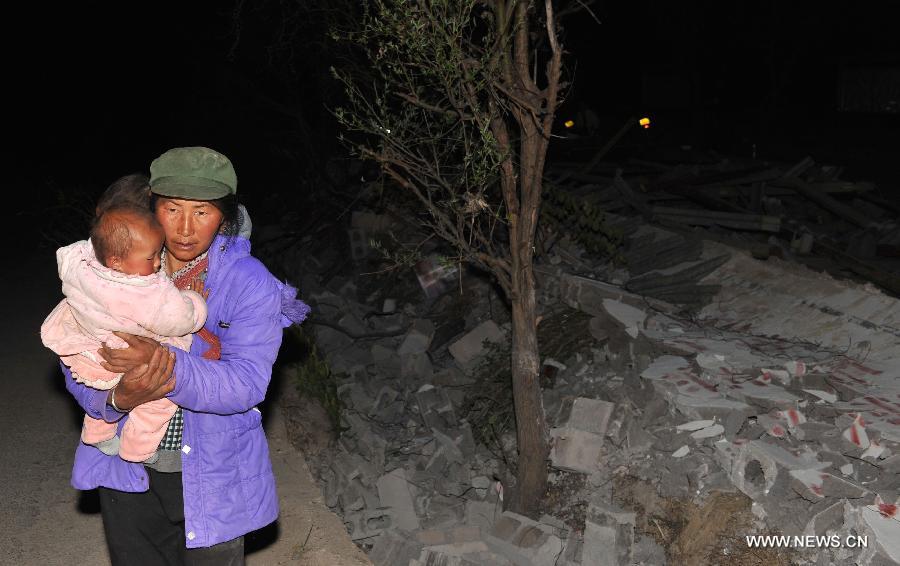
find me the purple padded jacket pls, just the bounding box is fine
[63,235,309,548]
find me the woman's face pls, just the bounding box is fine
[154,197,224,270]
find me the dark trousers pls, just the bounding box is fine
[98,468,244,566]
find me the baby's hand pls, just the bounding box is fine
[189,278,210,300]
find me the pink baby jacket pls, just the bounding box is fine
[41,239,206,388]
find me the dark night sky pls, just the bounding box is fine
[7,1,899,231]
[12,3,242,185]
[8,2,305,239]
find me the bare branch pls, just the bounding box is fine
[557,0,601,24]
[475,252,512,294]
[308,317,409,340]
[394,91,475,120]
[535,0,563,177]
[494,80,543,112]
[361,147,459,239]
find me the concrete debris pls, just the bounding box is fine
[582,502,635,566]
[400,352,434,381]
[601,298,646,338]
[861,441,886,460]
[690,423,724,439]
[632,536,667,565]
[557,397,616,436]
[398,318,436,356]
[448,320,505,370]
[484,512,564,566]
[414,255,458,298]
[855,503,900,564]
[789,468,870,501]
[804,388,838,403]
[775,407,807,429]
[676,419,715,432]
[348,228,369,261]
[345,509,394,541]
[559,273,674,317]
[672,445,690,458]
[803,500,846,536]
[549,427,604,474]
[714,439,830,500]
[843,415,871,449]
[377,469,420,532]
[368,530,423,565]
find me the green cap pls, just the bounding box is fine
[149,147,237,200]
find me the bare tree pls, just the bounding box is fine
[335,0,564,515]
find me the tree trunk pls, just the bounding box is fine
[508,241,548,515]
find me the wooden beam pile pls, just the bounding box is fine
[546,153,900,297]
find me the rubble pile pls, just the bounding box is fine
[547,154,900,297]
[299,270,547,564]
[548,222,900,564]
[275,156,900,564]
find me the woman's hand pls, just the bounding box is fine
[189,278,210,300]
[100,332,160,373]
[108,343,176,411]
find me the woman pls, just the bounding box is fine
[63,147,309,565]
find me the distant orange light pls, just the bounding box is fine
[564,120,575,128]
[639,117,651,129]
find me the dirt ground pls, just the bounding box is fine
[248,373,372,566]
[611,475,795,566]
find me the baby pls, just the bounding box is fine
[41,202,206,463]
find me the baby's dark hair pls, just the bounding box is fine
[91,205,160,267]
[95,173,151,217]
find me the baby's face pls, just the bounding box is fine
[116,222,165,276]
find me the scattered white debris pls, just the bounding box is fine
[757,414,788,438]
[860,502,900,562]
[760,368,791,384]
[543,357,567,371]
[641,356,691,379]
[691,424,725,439]
[602,298,646,339]
[696,353,726,366]
[676,419,716,432]
[784,360,807,377]
[775,408,807,428]
[844,415,870,449]
[861,441,885,460]
[803,389,837,403]
[790,469,825,498]
[672,445,690,458]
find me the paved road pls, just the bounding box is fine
[0,245,370,566]
[0,248,109,565]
